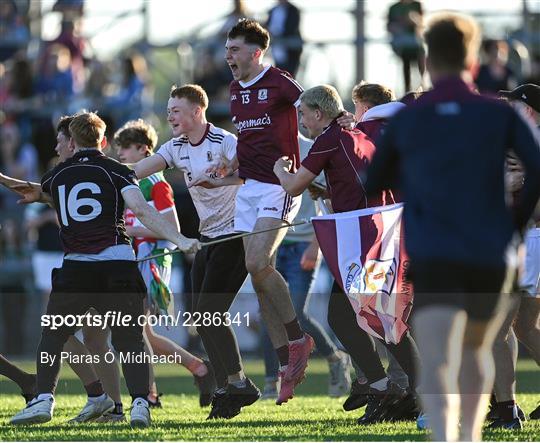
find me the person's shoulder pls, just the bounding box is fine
[41,161,64,182]
[160,136,188,150]
[313,121,341,145]
[208,124,236,142]
[97,155,134,176]
[270,66,293,80]
[271,66,303,91]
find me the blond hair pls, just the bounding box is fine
[170,84,209,110]
[424,12,481,71]
[69,112,106,148]
[300,85,344,119]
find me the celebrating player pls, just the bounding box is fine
[9,111,199,428]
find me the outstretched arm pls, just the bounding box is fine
[130,154,167,180]
[122,187,200,253]
[0,172,52,205]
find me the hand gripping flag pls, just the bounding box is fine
[312,203,413,344]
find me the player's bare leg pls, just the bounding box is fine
[82,326,122,405]
[64,336,100,386]
[243,217,313,402]
[491,297,520,424]
[413,306,466,442]
[144,321,208,375]
[514,298,540,362]
[0,354,36,403]
[459,312,505,441]
[64,334,116,423]
[243,218,297,329]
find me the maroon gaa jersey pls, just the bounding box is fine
[230,65,303,185]
[302,120,389,213]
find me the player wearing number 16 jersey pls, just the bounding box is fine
[9,112,199,428]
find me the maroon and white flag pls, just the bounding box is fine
[312,203,413,344]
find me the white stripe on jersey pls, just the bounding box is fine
[280,73,304,93]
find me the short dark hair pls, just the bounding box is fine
[170,84,209,110]
[352,83,395,108]
[113,119,158,156]
[227,18,270,51]
[56,115,74,137]
[424,12,480,71]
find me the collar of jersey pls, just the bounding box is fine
[239,65,271,88]
[73,148,103,157]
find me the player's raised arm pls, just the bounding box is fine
[130,154,167,180]
[121,186,199,253]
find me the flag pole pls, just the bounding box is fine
[136,219,311,263]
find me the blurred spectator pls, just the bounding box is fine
[387,0,425,92]
[24,198,63,312]
[104,53,150,127]
[51,19,87,92]
[1,56,36,142]
[52,0,85,19]
[0,0,30,62]
[0,219,31,356]
[475,39,517,94]
[266,0,303,77]
[219,0,251,38]
[0,122,39,222]
[193,49,232,101]
[35,43,75,108]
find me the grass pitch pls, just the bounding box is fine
[0,359,538,441]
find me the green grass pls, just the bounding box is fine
[1,359,538,441]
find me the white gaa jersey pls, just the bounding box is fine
[157,123,239,238]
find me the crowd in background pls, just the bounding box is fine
[0,0,539,357]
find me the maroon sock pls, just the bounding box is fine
[497,400,517,421]
[84,380,105,397]
[276,345,289,367]
[284,317,303,341]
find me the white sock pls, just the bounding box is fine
[37,393,54,401]
[88,393,107,403]
[369,377,389,391]
[280,364,288,373]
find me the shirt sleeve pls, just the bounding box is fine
[279,71,304,107]
[151,180,175,213]
[40,167,56,195]
[222,133,238,162]
[301,135,338,176]
[156,140,174,169]
[111,162,140,194]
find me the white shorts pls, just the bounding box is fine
[234,179,301,233]
[32,251,64,292]
[520,227,540,298]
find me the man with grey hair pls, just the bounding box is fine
[273,84,420,425]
